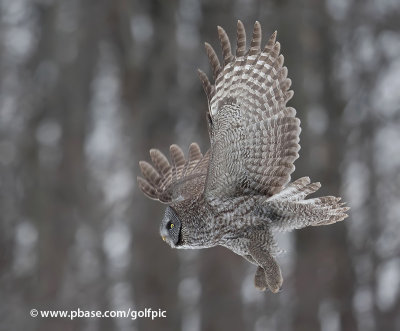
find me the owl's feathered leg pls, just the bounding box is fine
[254,266,268,291]
[249,244,282,293]
[243,255,268,291]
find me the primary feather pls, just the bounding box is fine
[138,143,209,203]
[199,21,300,199]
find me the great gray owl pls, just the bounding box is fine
[138,21,349,293]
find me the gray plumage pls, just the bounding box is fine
[138,21,349,293]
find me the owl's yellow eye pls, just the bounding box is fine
[170,223,174,229]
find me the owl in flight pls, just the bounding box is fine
[138,21,349,293]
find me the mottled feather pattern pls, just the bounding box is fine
[138,143,209,203]
[138,21,349,293]
[200,21,300,198]
[260,177,350,231]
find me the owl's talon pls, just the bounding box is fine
[255,283,267,291]
[268,284,282,293]
[266,273,283,293]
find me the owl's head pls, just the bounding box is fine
[160,206,182,248]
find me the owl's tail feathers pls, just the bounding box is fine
[260,177,350,231]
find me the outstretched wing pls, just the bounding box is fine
[137,143,209,203]
[198,21,300,199]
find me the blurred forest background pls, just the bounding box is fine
[1,0,400,330]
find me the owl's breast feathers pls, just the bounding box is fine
[169,195,264,248]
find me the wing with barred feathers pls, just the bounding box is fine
[198,21,300,199]
[137,143,209,203]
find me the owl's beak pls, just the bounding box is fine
[161,236,166,242]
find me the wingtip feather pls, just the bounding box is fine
[236,20,246,57]
[137,176,157,200]
[204,42,221,80]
